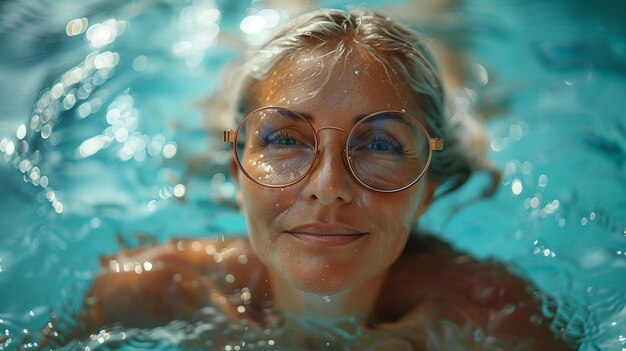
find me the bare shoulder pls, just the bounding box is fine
[376,235,575,350]
[79,236,266,333]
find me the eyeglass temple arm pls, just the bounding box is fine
[223,130,235,143]
[430,138,444,151]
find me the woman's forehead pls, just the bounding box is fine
[248,48,419,118]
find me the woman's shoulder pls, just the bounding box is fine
[79,236,266,332]
[393,234,534,299]
[376,234,573,349]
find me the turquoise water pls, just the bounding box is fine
[0,0,625,350]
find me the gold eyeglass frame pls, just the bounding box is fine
[223,106,444,193]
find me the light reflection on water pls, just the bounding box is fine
[0,0,625,350]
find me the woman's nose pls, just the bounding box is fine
[301,132,354,205]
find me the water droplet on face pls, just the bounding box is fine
[322,295,331,303]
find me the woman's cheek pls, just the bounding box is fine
[357,192,416,251]
[240,182,290,236]
[356,192,408,232]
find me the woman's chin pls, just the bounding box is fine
[276,261,363,296]
[295,279,349,296]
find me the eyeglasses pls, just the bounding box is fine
[223,106,443,193]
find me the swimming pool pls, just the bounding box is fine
[1,0,625,349]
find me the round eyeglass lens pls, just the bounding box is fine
[236,108,316,186]
[348,112,430,191]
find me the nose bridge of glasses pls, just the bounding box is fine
[316,126,348,143]
[308,126,354,192]
[315,126,348,154]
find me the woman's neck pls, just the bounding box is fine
[267,269,388,324]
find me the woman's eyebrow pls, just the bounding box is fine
[276,108,303,120]
[360,113,421,133]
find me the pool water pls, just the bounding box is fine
[0,0,625,350]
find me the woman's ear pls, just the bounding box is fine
[230,157,245,211]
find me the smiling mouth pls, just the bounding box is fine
[286,230,366,247]
[286,224,367,247]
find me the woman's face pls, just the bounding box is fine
[232,49,435,296]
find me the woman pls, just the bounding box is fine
[67,8,574,350]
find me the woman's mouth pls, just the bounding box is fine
[285,223,367,247]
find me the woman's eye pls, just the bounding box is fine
[369,140,392,151]
[264,131,300,147]
[276,137,297,145]
[366,136,407,154]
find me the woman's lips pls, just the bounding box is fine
[285,224,367,247]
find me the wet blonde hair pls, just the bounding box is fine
[208,8,497,199]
